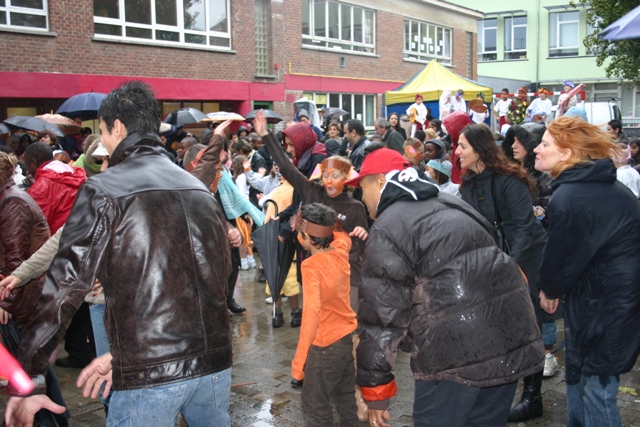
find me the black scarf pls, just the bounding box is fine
[377,168,439,217]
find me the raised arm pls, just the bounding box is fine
[191,119,232,188]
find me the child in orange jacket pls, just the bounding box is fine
[291,203,359,427]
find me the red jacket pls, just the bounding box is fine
[27,160,87,233]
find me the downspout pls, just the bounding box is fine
[535,0,540,88]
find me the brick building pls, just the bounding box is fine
[0,0,480,128]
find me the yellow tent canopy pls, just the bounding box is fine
[385,60,493,105]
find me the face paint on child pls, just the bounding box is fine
[320,158,351,198]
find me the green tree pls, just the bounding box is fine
[575,0,640,87]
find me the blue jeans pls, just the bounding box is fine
[542,321,558,347]
[566,374,621,427]
[107,368,232,427]
[89,303,111,407]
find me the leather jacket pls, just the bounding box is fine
[0,179,50,327]
[19,133,232,390]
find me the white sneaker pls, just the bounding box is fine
[265,296,273,304]
[247,257,256,268]
[240,259,249,270]
[543,353,558,377]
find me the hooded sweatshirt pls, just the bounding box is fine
[28,160,87,233]
[442,111,472,184]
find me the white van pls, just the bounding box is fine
[548,100,621,130]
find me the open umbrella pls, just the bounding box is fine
[0,124,9,135]
[244,109,282,124]
[599,5,640,41]
[164,108,208,127]
[323,107,349,117]
[293,98,322,127]
[57,92,107,121]
[251,200,295,319]
[200,111,245,123]
[4,116,64,137]
[36,114,82,135]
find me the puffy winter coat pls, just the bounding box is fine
[0,179,50,327]
[357,169,543,407]
[27,160,86,234]
[539,159,640,385]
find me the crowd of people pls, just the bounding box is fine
[0,80,639,427]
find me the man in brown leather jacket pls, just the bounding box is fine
[6,81,234,427]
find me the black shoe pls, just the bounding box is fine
[290,309,302,327]
[508,372,544,422]
[227,300,246,314]
[54,356,92,369]
[273,312,284,328]
[291,378,303,388]
[258,268,267,283]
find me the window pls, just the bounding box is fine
[478,19,497,61]
[505,16,527,60]
[403,19,452,65]
[0,0,48,30]
[93,0,231,49]
[255,0,270,75]
[301,0,375,54]
[305,92,376,127]
[549,11,579,57]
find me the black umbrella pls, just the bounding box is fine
[4,116,64,137]
[56,92,107,121]
[244,109,283,124]
[324,107,349,117]
[251,200,295,318]
[163,108,208,127]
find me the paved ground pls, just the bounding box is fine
[2,266,640,426]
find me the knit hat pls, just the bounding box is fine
[426,159,452,177]
[563,80,575,89]
[564,107,588,122]
[415,94,423,101]
[344,148,411,188]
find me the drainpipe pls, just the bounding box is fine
[535,0,540,88]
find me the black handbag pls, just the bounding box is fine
[491,175,511,255]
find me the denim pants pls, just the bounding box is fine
[89,303,111,407]
[413,379,517,427]
[542,321,558,347]
[566,374,622,427]
[301,334,359,427]
[107,368,231,427]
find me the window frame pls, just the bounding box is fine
[549,10,579,57]
[478,18,497,62]
[504,15,527,60]
[403,18,452,65]
[0,0,49,31]
[304,92,376,128]
[301,0,376,55]
[93,0,232,51]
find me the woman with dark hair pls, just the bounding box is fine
[387,112,406,140]
[535,116,640,427]
[502,122,562,380]
[429,119,443,137]
[456,124,548,423]
[38,130,64,152]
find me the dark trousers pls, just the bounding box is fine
[63,301,96,362]
[413,379,517,427]
[228,247,240,302]
[301,334,359,427]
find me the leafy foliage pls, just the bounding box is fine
[575,0,640,87]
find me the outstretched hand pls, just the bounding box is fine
[76,353,113,399]
[349,226,369,241]
[5,395,66,427]
[214,119,233,137]
[253,111,269,137]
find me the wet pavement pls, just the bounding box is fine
[2,266,640,426]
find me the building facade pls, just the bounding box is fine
[0,0,480,129]
[449,0,640,124]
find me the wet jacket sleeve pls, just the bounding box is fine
[12,226,64,284]
[0,198,38,277]
[244,170,268,193]
[356,225,415,407]
[291,263,322,381]
[192,134,224,188]
[499,176,540,268]
[18,183,113,376]
[263,133,314,196]
[538,201,598,299]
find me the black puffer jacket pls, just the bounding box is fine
[19,133,232,390]
[461,170,548,320]
[357,169,543,404]
[539,159,640,385]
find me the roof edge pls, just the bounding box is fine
[416,0,483,18]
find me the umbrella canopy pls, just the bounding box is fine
[323,107,349,117]
[293,98,322,127]
[251,200,294,313]
[200,111,245,123]
[0,124,9,135]
[599,5,640,41]
[36,114,82,135]
[244,109,282,124]
[4,116,64,137]
[57,92,107,121]
[164,107,208,127]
